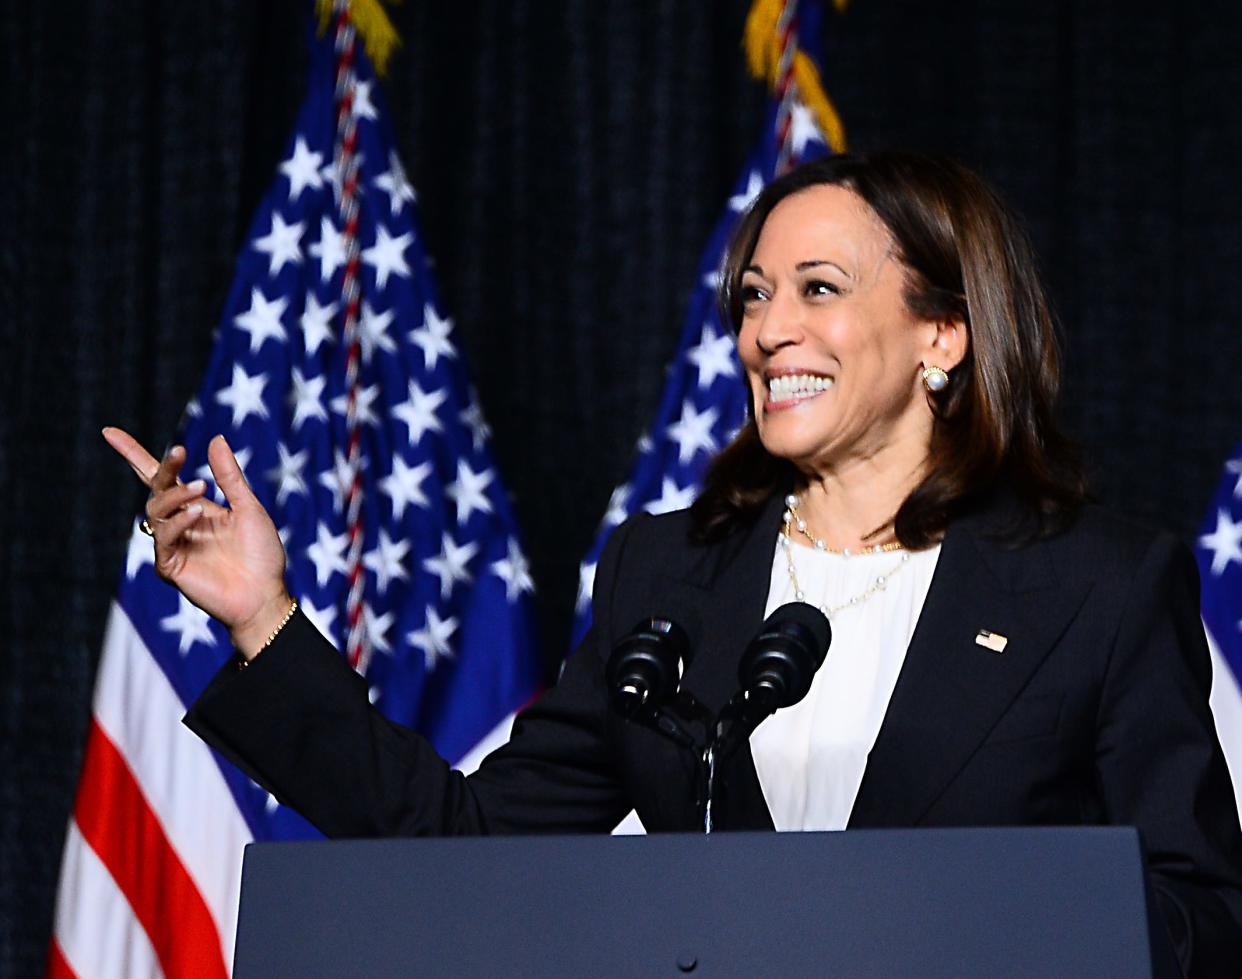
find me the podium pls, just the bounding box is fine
[232,827,1180,978]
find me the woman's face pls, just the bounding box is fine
[737,184,946,475]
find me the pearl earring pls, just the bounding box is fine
[921,365,949,393]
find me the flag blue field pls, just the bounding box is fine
[51,18,540,978]
[1196,440,1242,815]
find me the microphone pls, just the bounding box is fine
[710,602,832,765]
[606,618,696,747]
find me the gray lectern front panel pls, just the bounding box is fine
[233,827,1172,978]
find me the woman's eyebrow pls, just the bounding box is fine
[796,259,850,276]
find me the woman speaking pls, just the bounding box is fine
[105,152,1242,976]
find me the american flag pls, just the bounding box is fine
[571,97,830,648]
[1196,439,1242,815]
[49,15,540,978]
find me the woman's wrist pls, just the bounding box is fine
[231,591,297,661]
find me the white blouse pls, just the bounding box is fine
[749,539,941,831]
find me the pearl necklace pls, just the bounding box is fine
[780,494,910,620]
[783,493,905,556]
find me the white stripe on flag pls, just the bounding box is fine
[53,822,164,979]
[1206,627,1242,824]
[92,602,253,967]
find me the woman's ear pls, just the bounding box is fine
[927,317,968,372]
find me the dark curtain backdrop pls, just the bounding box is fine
[4,1,1242,973]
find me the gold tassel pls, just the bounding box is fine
[742,0,785,82]
[742,0,849,153]
[793,51,847,153]
[314,0,402,77]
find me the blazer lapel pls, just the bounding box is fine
[848,499,1093,828]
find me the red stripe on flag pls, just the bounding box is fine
[45,939,79,979]
[73,718,229,979]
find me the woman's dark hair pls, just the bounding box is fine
[690,151,1088,546]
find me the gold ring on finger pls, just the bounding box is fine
[140,518,155,537]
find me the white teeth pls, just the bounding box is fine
[767,374,834,402]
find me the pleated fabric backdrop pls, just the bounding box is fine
[4,1,1242,973]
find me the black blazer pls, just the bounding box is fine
[187,490,1242,977]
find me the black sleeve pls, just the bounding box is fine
[1094,534,1242,978]
[183,516,643,838]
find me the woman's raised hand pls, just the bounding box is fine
[102,428,293,657]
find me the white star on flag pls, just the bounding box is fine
[125,519,155,580]
[379,456,431,520]
[409,607,458,671]
[216,364,270,427]
[363,528,411,595]
[352,78,379,121]
[330,382,381,427]
[575,561,597,613]
[789,102,824,156]
[320,152,364,203]
[391,380,446,446]
[374,149,417,217]
[305,521,349,588]
[1226,457,1242,499]
[729,170,764,212]
[686,322,738,389]
[447,460,495,524]
[288,367,328,431]
[309,216,346,285]
[423,533,479,599]
[362,225,413,290]
[160,595,216,656]
[362,603,395,655]
[645,477,697,515]
[252,212,304,277]
[280,136,324,200]
[1200,508,1242,576]
[318,449,359,513]
[234,287,289,354]
[491,538,534,602]
[266,444,308,506]
[666,399,720,464]
[459,397,492,451]
[604,485,631,527]
[358,300,397,364]
[410,304,456,371]
[299,292,337,354]
[299,595,337,642]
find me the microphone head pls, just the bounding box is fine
[606,617,689,720]
[738,602,832,709]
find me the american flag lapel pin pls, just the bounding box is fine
[975,629,1009,653]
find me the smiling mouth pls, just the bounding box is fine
[765,372,835,406]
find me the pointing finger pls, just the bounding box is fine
[102,426,161,487]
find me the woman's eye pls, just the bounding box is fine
[740,284,769,304]
[804,279,839,298]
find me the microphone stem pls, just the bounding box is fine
[703,743,717,835]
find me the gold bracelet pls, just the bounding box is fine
[239,599,298,668]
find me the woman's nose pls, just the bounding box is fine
[753,290,805,355]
